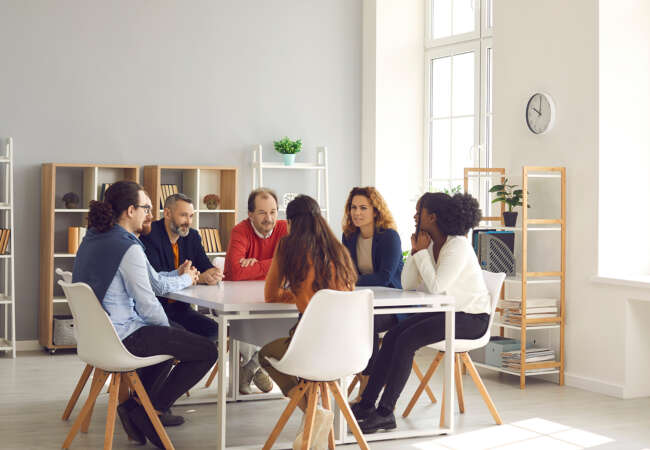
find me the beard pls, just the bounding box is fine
[170,219,190,237]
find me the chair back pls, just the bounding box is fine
[55,268,72,283]
[270,289,374,381]
[483,270,506,330]
[58,281,172,372]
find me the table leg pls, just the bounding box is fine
[217,315,228,450]
[442,310,455,432]
[230,339,240,401]
[334,377,347,443]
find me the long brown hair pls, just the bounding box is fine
[342,186,398,237]
[276,195,357,292]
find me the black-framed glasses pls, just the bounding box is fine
[135,205,152,214]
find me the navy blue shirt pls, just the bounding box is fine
[342,227,403,289]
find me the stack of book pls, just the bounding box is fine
[0,229,10,254]
[502,347,556,373]
[498,297,558,324]
[199,228,222,253]
[67,227,87,254]
[159,184,179,208]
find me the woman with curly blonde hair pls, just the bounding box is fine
[342,187,404,399]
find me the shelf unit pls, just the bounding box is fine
[40,164,139,352]
[465,166,566,389]
[0,138,15,357]
[252,145,329,221]
[143,165,238,256]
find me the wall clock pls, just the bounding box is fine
[526,92,555,134]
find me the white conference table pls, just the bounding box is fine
[167,281,456,449]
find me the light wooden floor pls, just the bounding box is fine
[0,348,649,449]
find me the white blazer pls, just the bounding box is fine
[402,235,490,315]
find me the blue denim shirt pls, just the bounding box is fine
[103,245,185,340]
[147,263,192,298]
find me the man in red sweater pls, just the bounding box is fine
[224,187,288,393]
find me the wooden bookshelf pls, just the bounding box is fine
[143,165,238,255]
[39,164,139,353]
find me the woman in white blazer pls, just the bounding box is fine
[352,192,490,433]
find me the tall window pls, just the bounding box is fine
[425,0,493,212]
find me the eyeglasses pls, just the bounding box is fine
[135,205,152,214]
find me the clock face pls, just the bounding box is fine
[526,93,554,134]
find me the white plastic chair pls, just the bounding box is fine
[58,281,175,450]
[262,289,374,450]
[402,270,506,426]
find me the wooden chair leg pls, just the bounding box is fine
[402,351,444,418]
[104,373,121,450]
[126,371,175,450]
[62,364,93,421]
[439,381,446,428]
[262,381,310,450]
[347,374,360,396]
[460,353,502,425]
[412,360,437,403]
[204,363,219,388]
[62,369,109,449]
[328,381,369,450]
[455,354,465,414]
[300,384,319,450]
[319,382,335,450]
[82,368,105,433]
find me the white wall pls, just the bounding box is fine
[362,0,424,247]
[599,0,650,277]
[0,0,362,341]
[494,0,650,398]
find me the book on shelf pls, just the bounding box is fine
[159,184,179,208]
[199,228,222,253]
[499,306,558,314]
[99,183,112,201]
[502,347,555,369]
[67,227,87,254]
[0,228,10,254]
[499,297,558,308]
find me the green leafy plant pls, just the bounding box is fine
[489,178,530,212]
[273,137,302,155]
[402,250,410,263]
[438,185,462,196]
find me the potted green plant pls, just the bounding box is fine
[62,192,80,209]
[489,179,530,226]
[273,137,302,166]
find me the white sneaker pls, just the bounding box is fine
[293,407,333,450]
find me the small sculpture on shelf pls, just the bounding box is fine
[62,192,80,209]
[203,194,221,210]
[273,136,302,166]
[489,178,530,227]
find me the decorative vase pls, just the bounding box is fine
[503,211,518,227]
[282,154,296,166]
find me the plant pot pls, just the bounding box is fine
[282,154,296,166]
[64,202,78,209]
[503,211,518,227]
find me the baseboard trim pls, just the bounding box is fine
[16,340,41,352]
[565,372,624,398]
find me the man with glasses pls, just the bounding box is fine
[141,193,222,342]
[224,188,288,394]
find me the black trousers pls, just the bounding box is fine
[362,314,398,376]
[163,302,219,342]
[361,311,489,412]
[122,325,218,411]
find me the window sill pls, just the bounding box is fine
[591,275,650,290]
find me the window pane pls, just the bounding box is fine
[487,0,494,29]
[431,56,451,118]
[452,51,475,116]
[452,0,475,35]
[487,47,493,114]
[432,0,452,40]
[451,117,475,178]
[430,119,451,180]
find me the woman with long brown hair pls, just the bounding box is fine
[342,187,404,399]
[259,194,357,448]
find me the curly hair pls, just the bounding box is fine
[276,195,357,292]
[87,181,143,232]
[342,186,398,237]
[418,192,482,236]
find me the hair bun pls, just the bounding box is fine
[88,200,115,232]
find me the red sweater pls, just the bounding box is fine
[224,219,288,281]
